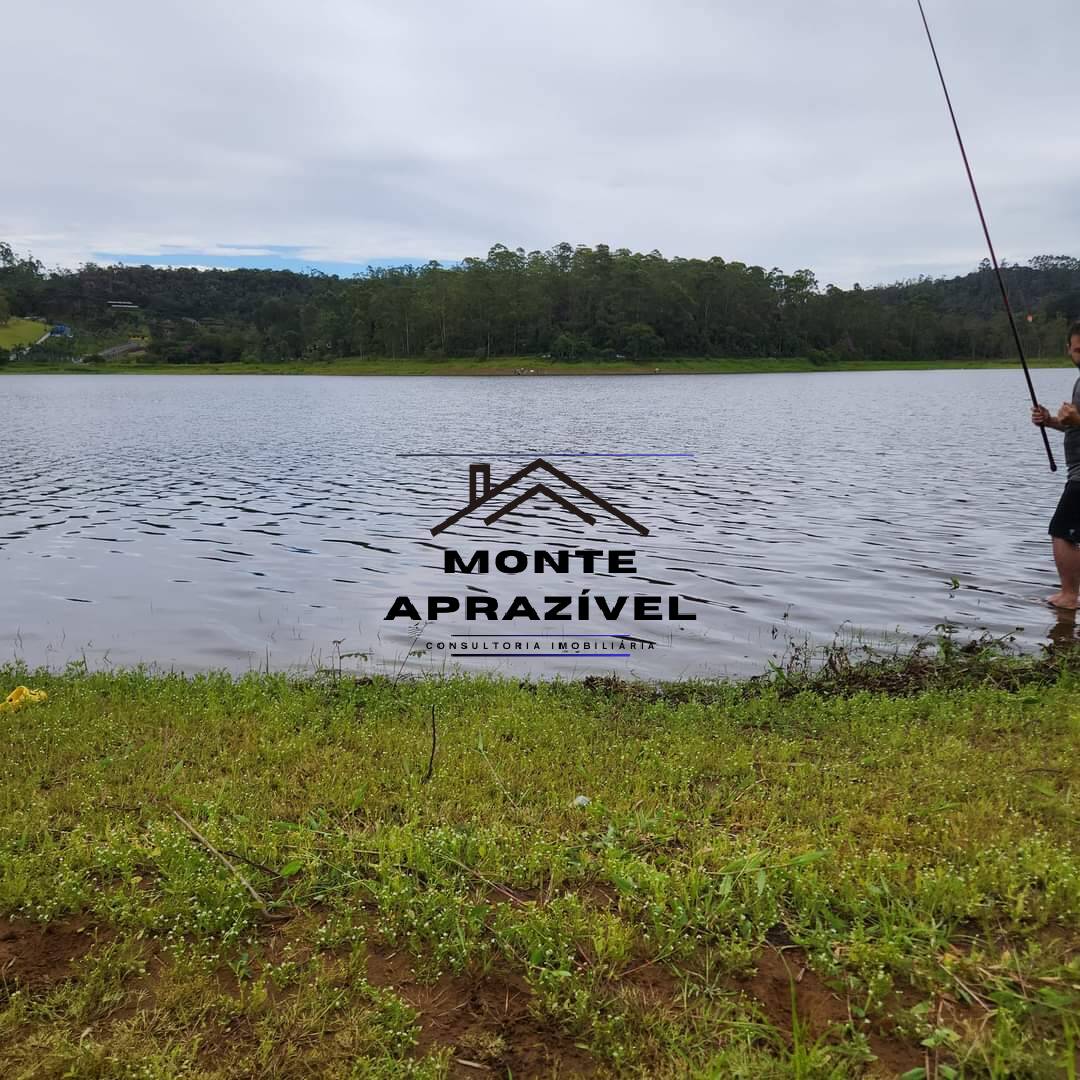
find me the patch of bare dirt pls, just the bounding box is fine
[764,924,796,948]
[257,908,330,965]
[484,880,621,913]
[0,915,106,990]
[104,948,164,1025]
[616,957,683,1009]
[572,883,619,911]
[1032,922,1079,959]
[732,946,923,1076]
[108,913,336,1029]
[483,885,541,908]
[736,947,849,1032]
[953,920,1079,962]
[366,943,600,1078]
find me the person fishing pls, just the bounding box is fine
[915,3,1079,609]
[1031,323,1080,609]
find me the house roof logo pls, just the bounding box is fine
[430,457,649,537]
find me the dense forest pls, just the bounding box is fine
[2,240,1079,365]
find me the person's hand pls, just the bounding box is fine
[1032,404,1052,426]
[1055,402,1080,427]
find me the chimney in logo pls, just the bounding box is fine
[469,464,490,505]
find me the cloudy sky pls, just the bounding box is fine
[4,0,1077,287]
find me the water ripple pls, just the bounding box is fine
[1,371,1075,676]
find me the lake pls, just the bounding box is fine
[1,370,1076,680]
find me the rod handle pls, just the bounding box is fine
[1038,421,1058,471]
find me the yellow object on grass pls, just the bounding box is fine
[1,686,48,712]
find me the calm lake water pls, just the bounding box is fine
[1,371,1077,680]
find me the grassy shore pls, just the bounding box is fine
[2,643,1078,1078]
[0,318,47,350]
[2,355,1075,377]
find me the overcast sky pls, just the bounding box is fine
[4,0,1077,287]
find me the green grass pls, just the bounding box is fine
[1,646,1077,1077]
[2,353,1074,376]
[0,318,47,350]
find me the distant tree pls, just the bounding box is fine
[0,243,45,313]
[551,332,578,360]
[0,290,10,325]
[622,322,663,359]
[5,237,1080,365]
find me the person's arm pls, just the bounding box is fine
[1055,402,1080,429]
[1032,404,1066,430]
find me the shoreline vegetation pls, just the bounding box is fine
[4,244,1080,376]
[3,638,1078,1077]
[2,355,1075,377]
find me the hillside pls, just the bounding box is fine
[0,316,47,349]
[2,241,1079,367]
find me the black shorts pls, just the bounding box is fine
[1049,481,1080,544]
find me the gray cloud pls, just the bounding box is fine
[4,0,1077,285]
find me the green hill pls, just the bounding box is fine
[4,237,1080,366]
[0,317,47,349]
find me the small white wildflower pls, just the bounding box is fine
[572,795,591,808]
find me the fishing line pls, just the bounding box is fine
[915,0,1056,471]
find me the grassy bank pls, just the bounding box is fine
[2,355,1075,377]
[2,647,1078,1078]
[0,318,47,350]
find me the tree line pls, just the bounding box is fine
[2,240,1079,365]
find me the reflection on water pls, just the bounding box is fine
[1047,610,1080,651]
[0,370,1073,678]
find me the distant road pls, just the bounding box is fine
[96,341,144,359]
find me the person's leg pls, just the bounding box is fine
[1047,483,1080,607]
[1048,537,1080,608]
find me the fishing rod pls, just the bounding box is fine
[915,0,1057,471]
